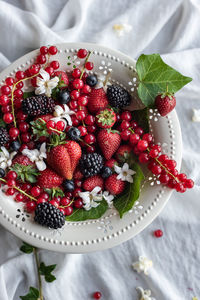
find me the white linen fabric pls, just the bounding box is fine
[0,0,200,299]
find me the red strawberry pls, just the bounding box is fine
[88,88,108,114]
[64,141,82,173]
[97,129,121,160]
[37,168,63,189]
[73,168,84,180]
[96,108,116,129]
[155,94,176,116]
[47,145,72,179]
[105,159,118,169]
[54,71,69,86]
[12,155,34,166]
[83,175,104,192]
[105,174,125,195]
[115,145,132,162]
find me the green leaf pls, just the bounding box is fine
[114,162,144,218]
[66,200,108,221]
[44,187,65,199]
[132,108,149,133]
[20,287,39,300]
[23,91,35,99]
[30,119,49,140]
[136,54,192,107]
[11,164,39,183]
[39,262,56,283]
[20,242,34,254]
[48,132,66,147]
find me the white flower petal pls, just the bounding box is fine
[40,143,46,154]
[1,147,9,158]
[114,165,122,174]
[36,160,46,171]
[123,163,129,171]
[128,169,136,175]
[45,87,52,97]
[64,114,72,126]
[116,173,123,180]
[35,86,46,95]
[36,77,46,86]
[91,186,102,195]
[91,201,100,208]
[126,175,133,183]
[39,69,50,81]
[54,105,64,117]
[0,162,7,169]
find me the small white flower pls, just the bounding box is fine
[95,73,112,91]
[79,186,102,211]
[103,191,114,208]
[51,104,75,128]
[35,69,59,97]
[99,60,112,75]
[136,287,156,300]
[132,256,153,275]
[22,143,47,171]
[0,147,16,170]
[192,108,200,122]
[113,23,132,37]
[114,163,135,183]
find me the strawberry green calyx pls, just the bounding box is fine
[96,108,116,128]
[44,187,65,199]
[31,119,49,140]
[10,163,39,183]
[48,132,67,148]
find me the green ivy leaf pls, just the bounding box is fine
[136,54,192,107]
[20,242,34,254]
[23,91,35,99]
[39,262,56,283]
[65,200,108,221]
[114,162,144,218]
[20,287,39,300]
[132,108,149,133]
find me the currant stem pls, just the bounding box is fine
[103,71,112,86]
[80,51,91,80]
[60,198,74,208]
[33,248,43,300]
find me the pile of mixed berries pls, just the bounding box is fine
[0,46,194,229]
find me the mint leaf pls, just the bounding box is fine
[132,108,149,133]
[23,91,35,99]
[114,162,144,218]
[66,200,108,221]
[39,262,56,283]
[20,242,34,254]
[136,54,192,107]
[20,287,39,300]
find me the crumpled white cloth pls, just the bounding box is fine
[0,0,200,299]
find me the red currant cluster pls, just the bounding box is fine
[118,110,194,193]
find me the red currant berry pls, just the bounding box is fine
[76,110,86,121]
[73,188,82,198]
[40,46,48,55]
[158,154,168,163]
[15,71,25,80]
[29,64,40,75]
[74,179,82,188]
[159,174,170,184]
[77,48,88,59]
[56,120,65,131]
[154,229,163,238]
[60,197,71,206]
[69,100,78,110]
[37,197,47,204]
[139,153,149,164]
[48,46,58,55]
[7,170,17,180]
[45,66,54,75]
[72,79,84,89]
[49,199,59,208]
[14,89,23,98]
[129,133,140,146]
[16,111,27,120]
[77,96,88,106]
[71,115,80,126]
[85,61,94,70]
[70,90,80,100]
[78,125,87,136]
[87,125,96,133]
[37,54,46,64]
[142,133,153,143]
[175,182,185,193]
[26,201,37,213]
[82,84,91,94]
[21,183,31,191]
[7,179,16,187]
[121,111,132,121]
[178,173,187,182]
[149,149,158,158]
[171,168,178,176]
[65,206,73,216]
[31,186,41,197]
[5,77,14,86]
[0,95,9,106]
[9,127,19,139]
[165,159,176,170]
[151,165,162,175]
[6,188,15,196]
[151,144,161,153]
[3,113,14,124]
[135,127,144,136]
[84,134,96,144]
[2,105,11,113]
[184,179,194,189]
[86,145,96,153]
[16,81,24,89]
[137,140,148,152]
[1,85,11,95]
[15,193,24,202]
[120,120,130,130]
[18,122,29,133]
[93,291,102,299]
[167,178,177,189]
[85,115,95,125]
[130,120,138,129]
[50,60,60,70]
[74,198,83,208]
[120,129,131,141]
[31,77,38,87]
[46,120,56,130]
[21,133,31,143]
[72,68,81,78]
[40,192,49,200]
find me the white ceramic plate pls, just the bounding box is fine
[0,43,182,253]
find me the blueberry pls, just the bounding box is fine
[10,140,21,151]
[86,75,98,87]
[0,168,5,178]
[101,166,112,178]
[63,179,75,192]
[57,89,70,104]
[67,127,81,141]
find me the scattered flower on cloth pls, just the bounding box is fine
[114,163,136,183]
[192,108,200,122]
[103,191,114,208]
[22,143,47,171]
[0,147,16,169]
[132,256,153,275]
[51,104,75,128]
[79,186,102,210]
[35,69,59,97]
[112,23,132,37]
[136,287,156,300]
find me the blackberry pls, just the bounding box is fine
[22,95,55,117]
[79,153,103,177]
[107,85,131,108]
[34,202,65,229]
[0,127,9,146]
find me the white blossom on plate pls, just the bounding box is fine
[35,69,59,97]
[99,60,112,75]
[192,108,200,122]
[95,73,112,91]
[112,23,132,37]
[136,287,156,300]
[114,163,136,183]
[103,191,114,208]
[51,104,75,128]
[0,147,16,170]
[132,256,153,275]
[22,143,47,171]
[79,186,102,211]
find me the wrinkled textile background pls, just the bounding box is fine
[0,0,199,299]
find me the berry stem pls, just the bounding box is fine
[33,247,43,300]
[103,71,112,87]
[79,51,91,80]
[60,198,74,208]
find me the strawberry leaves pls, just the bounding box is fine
[11,163,39,183]
[65,200,108,221]
[114,162,144,218]
[136,54,192,107]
